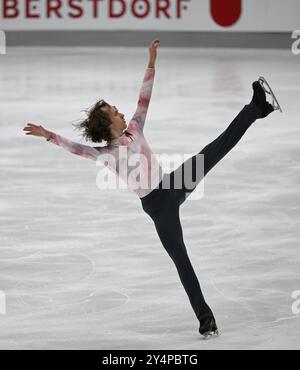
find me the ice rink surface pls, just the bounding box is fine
[0,46,300,349]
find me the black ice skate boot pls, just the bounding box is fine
[250,77,282,118]
[199,316,220,339]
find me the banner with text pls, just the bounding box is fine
[0,0,299,31]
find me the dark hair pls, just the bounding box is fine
[72,99,112,144]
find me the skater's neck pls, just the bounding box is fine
[109,127,125,142]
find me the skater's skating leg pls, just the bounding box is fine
[152,203,213,321]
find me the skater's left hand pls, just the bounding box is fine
[148,38,160,67]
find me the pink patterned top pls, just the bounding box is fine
[47,67,164,199]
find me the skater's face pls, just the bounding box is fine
[100,101,127,139]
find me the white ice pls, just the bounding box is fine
[0,46,300,349]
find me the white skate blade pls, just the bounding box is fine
[258,76,283,113]
[201,329,220,340]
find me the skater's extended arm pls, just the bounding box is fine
[23,123,101,161]
[131,39,159,132]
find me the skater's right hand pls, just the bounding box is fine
[148,38,159,67]
[23,123,51,140]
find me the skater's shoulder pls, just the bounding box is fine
[126,119,143,135]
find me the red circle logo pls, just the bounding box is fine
[211,0,242,27]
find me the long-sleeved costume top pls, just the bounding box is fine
[47,67,164,199]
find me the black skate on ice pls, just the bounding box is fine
[199,316,220,339]
[251,77,282,118]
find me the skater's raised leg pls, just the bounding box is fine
[166,79,277,205]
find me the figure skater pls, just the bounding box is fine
[23,39,282,338]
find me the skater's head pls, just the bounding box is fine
[100,101,127,142]
[73,99,127,144]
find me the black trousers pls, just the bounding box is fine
[140,103,261,322]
